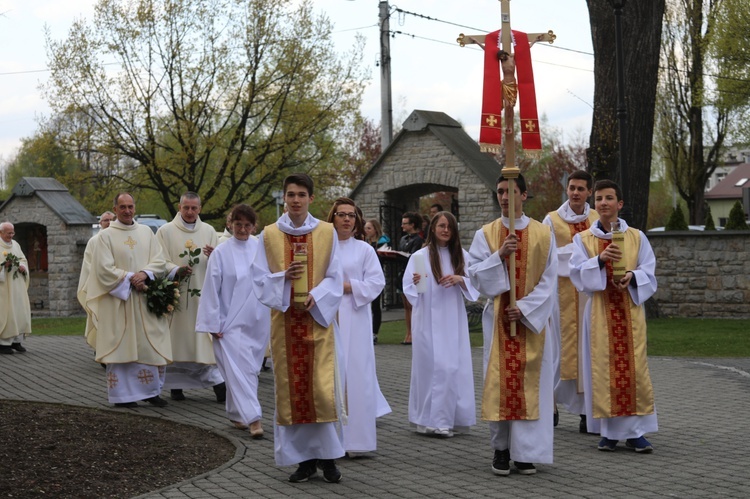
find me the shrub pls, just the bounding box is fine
[724,201,749,230]
[704,204,716,230]
[665,205,689,231]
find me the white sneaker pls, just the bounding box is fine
[434,428,454,438]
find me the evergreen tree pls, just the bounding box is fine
[665,205,689,231]
[724,201,749,230]
[703,204,716,230]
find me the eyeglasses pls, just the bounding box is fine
[334,212,357,220]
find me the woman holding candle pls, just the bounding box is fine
[403,211,479,437]
[327,198,391,455]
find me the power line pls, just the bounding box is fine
[389,30,592,73]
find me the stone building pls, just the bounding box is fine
[351,110,502,250]
[0,177,96,317]
[351,110,504,307]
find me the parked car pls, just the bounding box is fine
[648,225,723,232]
[135,215,167,233]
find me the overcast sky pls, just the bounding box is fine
[0,0,594,162]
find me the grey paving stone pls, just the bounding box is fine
[2,336,750,498]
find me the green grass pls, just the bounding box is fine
[31,316,86,336]
[379,318,750,357]
[646,318,750,357]
[31,316,750,357]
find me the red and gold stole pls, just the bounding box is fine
[479,30,542,154]
[579,228,655,418]
[549,211,598,382]
[481,219,550,421]
[263,222,337,425]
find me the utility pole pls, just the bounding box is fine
[379,1,393,150]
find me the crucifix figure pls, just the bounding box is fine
[458,0,554,336]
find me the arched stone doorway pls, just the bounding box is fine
[14,222,49,311]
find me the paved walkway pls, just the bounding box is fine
[2,335,749,498]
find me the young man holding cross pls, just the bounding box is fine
[252,173,345,483]
[569,180,658,453]
[468,173,557,475]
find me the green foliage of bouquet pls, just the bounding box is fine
[2,251,25,279]
[178,240,202,306]
[146,276,181,317]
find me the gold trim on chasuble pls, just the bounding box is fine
[263,223,337,425]
[550,211,597,382]
[481,219,549,421]
[581,229,655,419]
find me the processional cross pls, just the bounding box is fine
[457,0,555,336]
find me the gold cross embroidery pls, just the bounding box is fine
[524,120,537,132]
[124,236,137,249]
[486,114,498,127]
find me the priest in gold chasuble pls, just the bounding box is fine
[569,179,658,452]
[468,174,557,468]
[252,174,344,474]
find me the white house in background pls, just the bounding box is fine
[705,163,750,226]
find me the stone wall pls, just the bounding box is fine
[353,131,501,250]
[2,196,90,317]
[648,231,750,318]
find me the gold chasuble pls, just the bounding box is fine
[263,222,337,426]
[481,219,550,421]
[579,228,655,419]
[549,211,598,382]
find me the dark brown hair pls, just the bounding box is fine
[424,211,465,284]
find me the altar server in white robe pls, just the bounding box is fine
[252,173,345,483]
[569,179,658,453]
[85,193,172,407]
[467,174,557,476]
[196,204,270,438]
[326,198,390,454]
[404,211,478,437]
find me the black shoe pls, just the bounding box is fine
[319,459,342,483]
[170,389,186,401]
[373,335,378,345]
[144,396,168,407]
[579,414,588,434]
[114,402,138,408]
[0,345,14,355]
[515,462,537,475]
[289,459,317,483]
[491,449,510,476]
[213,382,227,403]
[553,409,559,427]
[11,343,26,353]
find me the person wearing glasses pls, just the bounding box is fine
[326,198,391,457]
[196,204,270,438]
[399,212,424,345]
[252,173,345,484]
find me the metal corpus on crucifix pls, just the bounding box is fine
[458,0,555,336]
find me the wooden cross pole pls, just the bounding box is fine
[457,0,555,336]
